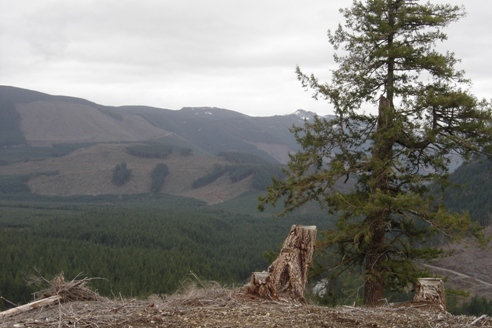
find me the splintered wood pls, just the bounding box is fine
[413,278,446,310]
[247,224,317,302]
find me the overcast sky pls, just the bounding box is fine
[0,1,490,117]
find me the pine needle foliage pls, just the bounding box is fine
[259,0,492,306]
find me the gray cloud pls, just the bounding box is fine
[0,0,490,116]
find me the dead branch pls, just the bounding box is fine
[0,295,61,320]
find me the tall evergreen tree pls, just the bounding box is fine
[259,0,492,306]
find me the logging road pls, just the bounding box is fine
[422,263,492,288]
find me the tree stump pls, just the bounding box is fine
[413,278,446,310]
[246,224,316,302]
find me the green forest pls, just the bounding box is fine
[0,196,330,310]
[444,158,492,226]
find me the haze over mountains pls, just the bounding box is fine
[0,85,331,203]
[0,85,327,160]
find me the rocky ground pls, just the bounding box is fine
[1,286,491,328]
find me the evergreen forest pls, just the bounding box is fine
[0,194,330,310]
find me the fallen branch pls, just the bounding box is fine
[0,295,61,320]
[470,314,488,326]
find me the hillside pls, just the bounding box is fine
[0,86,170,146]
[0,86,325,202]
[425,226,492,300]
[17,100,170,146]
[0,85,324,164]
[0,85,325,202]
[0,143,257,203]
[117,105,322,164]
[443,158,492,226]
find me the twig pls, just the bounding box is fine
[1,296,18,307]
[57,297,62,328]
[470,314,487,326]
[108,299,136,313]
[189,271,206,289]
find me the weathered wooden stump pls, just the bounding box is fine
[413,278,446,310]
[246,224,316,302]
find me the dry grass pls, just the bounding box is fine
[2,273,492,328]
[159,272,241,308]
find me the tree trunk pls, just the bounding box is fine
[364,95,394,306]
[413,278,446,310]
[364,214,387,306]
[246,225,316,302]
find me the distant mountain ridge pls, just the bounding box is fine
[0,85,332,163]
[0,85,333,203]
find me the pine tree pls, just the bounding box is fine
[259,0,492,306]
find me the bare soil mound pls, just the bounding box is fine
[2,287,490,328]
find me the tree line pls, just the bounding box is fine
[126,143,192,159]
[192,163,284,190]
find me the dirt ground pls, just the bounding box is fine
[2,287,491,328]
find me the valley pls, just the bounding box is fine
[1,85,491,316]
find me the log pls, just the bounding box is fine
[413,278,446,310]
[246,224,317,302]
[0,295,61,319]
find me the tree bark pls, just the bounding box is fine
[364,213,387,307]
[246,225,316,302]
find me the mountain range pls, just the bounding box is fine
[0,85,331,204]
